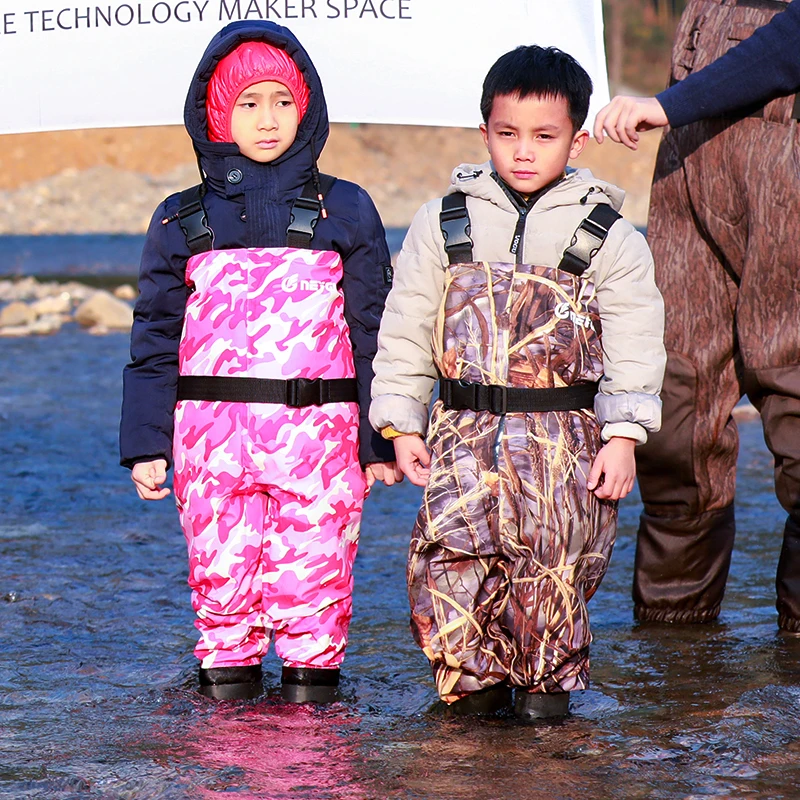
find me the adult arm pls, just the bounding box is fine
[659,0,800,127]
[595,0,800,147]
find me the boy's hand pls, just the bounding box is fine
[587,437,637,500]
[593,96,669,150]
[365,462,404,487]
[394,435,431,487]
[131,459,171,501]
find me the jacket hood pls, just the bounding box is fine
[447,162,626,214]
[184,20,329,193]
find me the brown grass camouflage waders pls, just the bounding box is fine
[636,0,800,631]
[408,259,618,702]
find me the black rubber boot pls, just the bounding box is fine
[514,691,570,720]
[198,665,263,700]
[447,684,513,716]
[281,666,340,704]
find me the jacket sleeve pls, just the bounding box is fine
[119,202,190,469]
[592,221,666,444]
[658,0,800,127]
[369,201,445,437]
[341,186,396,466]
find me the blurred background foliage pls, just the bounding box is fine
[604,0,689,94]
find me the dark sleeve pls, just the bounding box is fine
[341,187,396,466]
[658,0,800,128]
[119,201,191,470]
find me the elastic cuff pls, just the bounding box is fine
[778,614,800,633]
[634,604,721,624]
[601,421,647,444]
[380,425,420,440]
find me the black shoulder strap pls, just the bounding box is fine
[440,192,474,265]
[286,173,338,249]
[177,184,214,255]
[558,204,621,276]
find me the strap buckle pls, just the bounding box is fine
[287,197,322,239]
[286,377,323,408]
[488,384,508,415]
[177,187,214,255]
[440,206,473,253]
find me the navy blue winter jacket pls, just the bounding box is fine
[120,20,395,469]
[658,0,800,128]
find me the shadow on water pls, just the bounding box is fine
[1,327,799,799]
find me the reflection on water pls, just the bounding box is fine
[1,327,799,799]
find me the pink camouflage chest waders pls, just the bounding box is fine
[172,246,367,670]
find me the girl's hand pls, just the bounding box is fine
[365,461,404,487]
[131,459,170,501]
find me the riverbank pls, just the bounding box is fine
[0,124,661,234]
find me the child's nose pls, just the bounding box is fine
[516,139,535,160]
[258,109,278,130]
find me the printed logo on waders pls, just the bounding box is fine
[554,301,594,330]
[280,274,336,293]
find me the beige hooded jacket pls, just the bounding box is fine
[370,162,666,444]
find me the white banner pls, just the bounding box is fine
[0,0,608,134]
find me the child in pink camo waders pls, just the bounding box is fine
[120,20,400,701]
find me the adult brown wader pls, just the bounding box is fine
[635,0,800,631]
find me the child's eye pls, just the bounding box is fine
[498,130,514,137]
[239,102,257,109]
[276,99,294,108]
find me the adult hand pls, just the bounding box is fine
[593,96,669,150]
[131,459,171,500]
[365,461,405,487]
[393,435,432,487]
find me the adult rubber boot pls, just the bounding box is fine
[514,691,570,720]
[198,665,263,700]
[447,684,513,716]
[281,667,340,704]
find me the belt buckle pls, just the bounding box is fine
[489,385,508,415]
[287,377,321,407]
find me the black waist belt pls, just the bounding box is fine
[177,375,358,407]
[439,379,598,415]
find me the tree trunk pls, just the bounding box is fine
[605,0,625,91]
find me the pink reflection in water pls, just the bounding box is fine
[169,699,369,799]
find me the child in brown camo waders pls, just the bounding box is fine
[369,46,666,719]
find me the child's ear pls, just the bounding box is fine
[479,122,489,150]
[569,129,589,160]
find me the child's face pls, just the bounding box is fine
[480,93,588,196]
[230,80,300,163]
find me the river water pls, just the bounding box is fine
[1,246,799,799]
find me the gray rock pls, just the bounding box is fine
[74,291,133,330]
[114,284,138,301]
[0,301,36,328]
[30,293,72,316]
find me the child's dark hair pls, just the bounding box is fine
[480,45,592,131]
